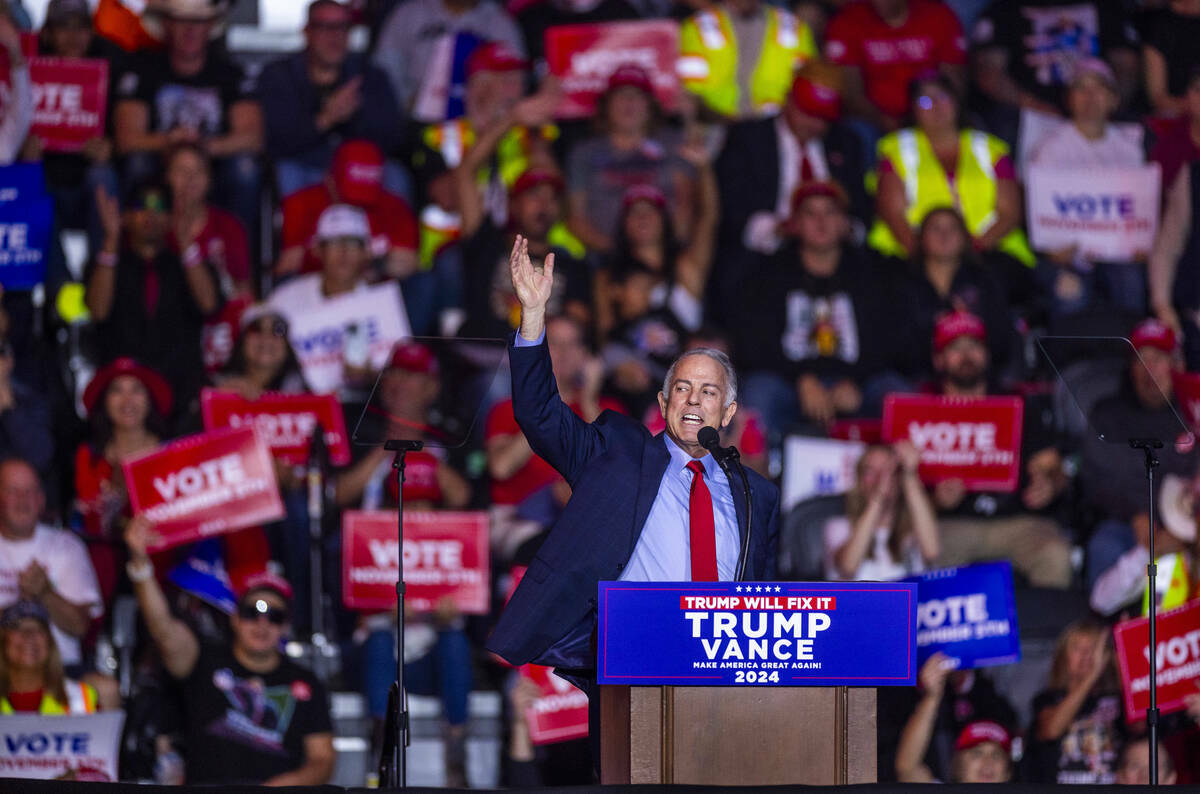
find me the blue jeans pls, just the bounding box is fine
[275,157,414,204]
[363,627,472,725]
[1086,518,1135,592]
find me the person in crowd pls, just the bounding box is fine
[259,0,405,197]
[372,0,525,117]
[892,207,1015,382]
[922,311,1074,588]
[1143,0,1200,118]
[0,459,102,674]
[486,314,615,545]
[895,654,1014,783]
[85,180,219,413]
[124,518,335,786]
[824,0,966,136]
[1149,159,1200,368]
[1116,737,1178,785]
[1027,619,1124,784]
[1151,67,1200,192]
[969,0,1139,142]
[276,139,418,281]
[456,167,592,339]
[1027,58,1147,318]
[112,0,263,238]
[736,182,896,431]
[823,442,938,581]
[0,601,100,714]
[37,0,120,248]
[215,304,309,400]
[0,336,53,488]
[1082,320,1196,590]
[678,0,816,121]
[715,64,868,260]
[0,9,30,166]
[74,357,170,604]
[335,342,473,785]
[870,73,1034,271]
[566,65,697,255]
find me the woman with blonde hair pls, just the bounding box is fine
[0,601,98,714]
[823,441,940,580]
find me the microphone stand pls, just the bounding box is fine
[702,430,754,581]
[306,426,330,682]
[1130,438,1162,787]
[378,439,423,790]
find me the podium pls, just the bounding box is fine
[599,685,876,784]
[595,581,916,786]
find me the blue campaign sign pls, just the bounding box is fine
[597,581,917,686]
[0,162,47,202]
[0,196,52,289]
[905,561,1021,671]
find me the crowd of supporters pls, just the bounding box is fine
[2,0,1200,786]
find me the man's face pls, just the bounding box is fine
[305,4,351,69]
[793,195,847,251]
[48,17,92,59]
[1131,347,1176,409]
[782,100,828,142]
[1068,75,1116,126]
[657,353,737,456]
[1116,742,1177,785]
[231,590,288,657]
[318,237,368,285]
[164,17,212,59]
[166,149,209,208]
[379,368,439,419]
[937,337,989,391]
[512,184,560,241]
[547,317,586,386]
[0,463,44,540]
[870,0,908,18]
[605,86,652,135]
[955,743,1010,784]
[465,70,524,126]
[126,206,169,249]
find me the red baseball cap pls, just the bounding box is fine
[509,167,564,200]
[238,571,294,603]
[790,72,842,121]
[934,311,986,353]
[82,357,173,417]
[332,139,384,207]
[1130,318,1177,354]
[955,721,1012,754]
[388,341,439,376]
[790,180,849,214]
[607,63,654,94]
[466,41,528,80]
[621,183,667,210]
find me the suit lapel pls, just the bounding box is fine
[629,433,671,559]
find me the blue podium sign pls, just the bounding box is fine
[905,561,1020,671]
[597,581,917,686]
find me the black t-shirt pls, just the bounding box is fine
[735,245,888,382]
[456,222,591,340]
[1027,688,1125,784]
[1144,9,1200,98]
[115,50,256,135]
[179,645,332,784]
[972,0,1139,106]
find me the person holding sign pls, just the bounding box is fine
[488,234,780,676]
[124,519,335,786]
[0,600,99,714]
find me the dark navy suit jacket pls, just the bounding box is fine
[486,336,781,671]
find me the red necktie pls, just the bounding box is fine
[686,460,718,581]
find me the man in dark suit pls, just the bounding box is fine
[487,236,781,676]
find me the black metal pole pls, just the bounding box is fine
[1131,439,1161,787]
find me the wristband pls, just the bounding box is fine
[182,243,203,269]
[96,251,118,268]
[126,559,154,583]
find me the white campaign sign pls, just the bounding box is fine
[781,436,864,511]
[284,282,411,394]
[1026,164,1161,262]
[0,710,124,781]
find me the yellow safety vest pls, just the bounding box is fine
[868,128,1035,267]
[0,680,98,715]
[421,120,559,188]
[679,6,815,119]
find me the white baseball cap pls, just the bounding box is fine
[316,204,371,243]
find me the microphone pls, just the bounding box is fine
[697,426,732,461]
[696,426,753,581]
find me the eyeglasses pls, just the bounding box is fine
[248,319,288,338]
[237,599,289,626]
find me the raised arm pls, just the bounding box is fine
[895,653,950,783]
[124,516,200,679]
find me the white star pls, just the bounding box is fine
[735,586,743,592]
[755,586,763,592]
[775,586,781,592]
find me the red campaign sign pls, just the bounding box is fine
[544,21,680,119]
[1172,372,1200,435]
[1113,599,1200,722]
[0,57,109,153]
[881,394,1024,492]
[200,388,351,466]
[519,663,589,745]
[341,510,490,613]
[122,426,285,553]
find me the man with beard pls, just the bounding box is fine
[924,311,1073,588]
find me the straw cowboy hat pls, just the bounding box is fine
[142,0,231,40]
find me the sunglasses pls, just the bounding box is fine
[237,599,289,626]
[248,318,288,338]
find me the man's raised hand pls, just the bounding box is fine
[510,234,555,341]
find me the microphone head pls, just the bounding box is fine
[697,425,721,451]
